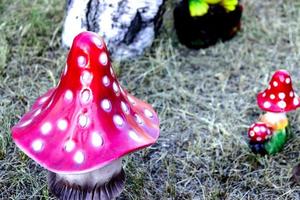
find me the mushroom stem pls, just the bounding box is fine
[48,159,125,200]
[261,112,288,130]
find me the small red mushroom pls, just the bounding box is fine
[257,70,300,113]
[248,122,272,142]
[12,32,159,199]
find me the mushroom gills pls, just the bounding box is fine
[48,159,125,200]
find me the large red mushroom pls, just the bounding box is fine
[12,31,159,199]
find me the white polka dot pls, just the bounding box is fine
[57,119,68,131]
[273,81,278,87]
[129,130,142,142]
[101,99,111,111]
[135,114,143,125]
[249,131,255,137]
[260,126,266,132]
[256,137,262,142]
[113,82,119,94]
[262,93,266,97]
[81,71,93,85]
[65,90,73,101]
[41,122,52,135]
[78,114,89,128]
[290,91,294,97]
[99,53,108,65]
[93,37,102,48]
[278,92,285,99]
[286,78,291,84]
[65,140,75,152]
[144,109,153,118]
[294,98,299,106]
[268,85,271,90]
[279,76,285,82]
[81,89,92,104]
[31,139,44,152]
[19,119,32,127]
[278,101,286,109]
[128,96,136,105]
[102,76,110,86]
[254,126,260,133]
[270,94,275,99]
[78,56,87,67]
[33,109,41,117]
[113,115,123,127]
[121,101,129,114]
[110,67,115,77]
[264,101,271,108]
[91,132,103,147]
[74,151,85,164]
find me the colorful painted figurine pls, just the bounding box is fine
[248,70,300,155]
[62,0,165,60]
[12,32,160,199]
[174,0,243,48]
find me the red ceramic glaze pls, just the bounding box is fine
[248,122,272,142]
[257,70,300,113]
[12,32,160,174]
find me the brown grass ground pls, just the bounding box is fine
[1,0,300,199]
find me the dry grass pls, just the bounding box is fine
[2,0,300,199]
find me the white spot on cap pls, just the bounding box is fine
[260,126,266,132]
[32,139,44,152]
[78,56,87,67]
[128,96,136,105]
[78,114,89,128]
[129,130,142,142]
[121,101,129,114]
[74,151,85,164]
[264,101,271,108]
[290,91,294,97]
[81,71,93,85]
[268,85,271,90]
[102,76,110,86]
[101,99,111,111]
[278,101,286,109]
[254,126,260,133]
[256,137,262,142]
[249,131,255,137]
[135,114,143,125]
[278,92,285,99]
[113,115,124,127]
[273,81,278,87]
[19,119,32,127]
[113,82,119,94]
[81,88,92,104]
[262,93,266,97]
[99,53,108,65]
[294,98,299,106]
[65,90,73,101]
[41,122,52,135]
[65,140,75,152]
[57,119,68,131]
[144,109,153,118]
[93,37,102,48]
[286,78,291,84]
[91,132,103,147]
[270,94,275,99]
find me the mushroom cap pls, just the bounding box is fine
[12,32,160,174]
[248,122,272,142]
[257,70,300,113]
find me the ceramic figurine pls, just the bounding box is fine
[174,0,243,48]
[62,0,165,60]
[12,32,160,199]
[248,70,299,155]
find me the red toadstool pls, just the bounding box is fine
[12,31,159,199]
[248,122,272,142]
[257,70,300,130]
